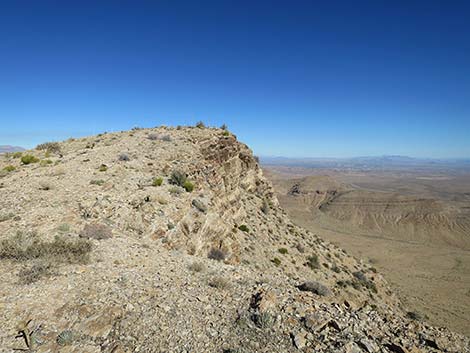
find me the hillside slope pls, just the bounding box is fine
[0,126,468,352]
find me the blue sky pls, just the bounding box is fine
[0,0,469,158]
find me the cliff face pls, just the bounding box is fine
[0,126,468,353]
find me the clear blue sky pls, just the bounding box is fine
[1,0,469,158]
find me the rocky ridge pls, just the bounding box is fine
[0,126,468,352]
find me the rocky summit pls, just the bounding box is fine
[0,126,468,353]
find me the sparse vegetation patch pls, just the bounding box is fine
[169,170,194,192]
[21,155,39,165]
[3,165,15,172]
[306,254,319,269]
[36,141,61,154]
[238,224,249,232]
[208,248,227,261]
[152,177,163,186]
[0,232,92,264]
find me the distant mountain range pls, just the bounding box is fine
[0,145,25,154]
[261,155,470,171]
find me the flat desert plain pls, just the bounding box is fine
[264,164,470,336]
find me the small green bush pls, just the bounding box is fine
[271,257,281,266]
[278,248,288,255]
[0,212,15,222]
[183,180,194,192]
[36,142,61,154]
[98,164,108,172]
[222,131,230,136]
[252,311,275,329]
[238,224,249,232]
[40,159,53,167]
[152,177,163,186]
[90,179,105,186]
[3,165,16,172]
[21,155,39,165]
[12,152,23,158]
[306,254,319,270]
[57,223,71,233]
[196,121,205,128]
[169,170,187,186]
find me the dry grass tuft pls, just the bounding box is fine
[0,231,92,264]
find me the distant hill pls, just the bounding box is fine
[0,145,25,153]
[261,155,470,171]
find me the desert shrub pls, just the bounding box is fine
[0,212,15,222]
[169,170,194,192]
[169,186,182,195]
[297,281,331,296]
[220,123,227,130]
[353,271,377,293]
[39,180,53,190]
[12,152,23,158]
[90,179,105,186]
[271,257,281,266]
[21,155,39,165]
[238,224,249,232]
[406,311,426,321]
[98,164,108,172]
[36,142,61,154]
[118,153,130,161]
[3,165,15,172]
[56,330,75,346]
[332,264,341,273]
[79,223,113,240]
[152,177,163,186]
[0,232,92,264]
[196,121,205,128]
[40,159,53,167]
[296,243,305,253]
[183,180,194,192]
[306,254,319,269]
[251,311,275,329]
[278,248,288,255]
[208,248,227,261]
[192,198,207,212]
[169,170,187,186]
[222,131,230,136]
[260,198,270,214]
[57,223,71,233]
[18,262,52,284]
[188,261,206,272]
[208,276,229,289]
[148,133,171,141]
